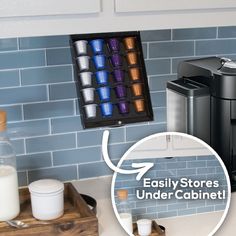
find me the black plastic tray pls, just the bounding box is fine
[70,31,153,129]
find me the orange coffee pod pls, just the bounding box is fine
[123,37,136,50]
[131,83,143,97]
[126,52,138,65]
[129,67,141,81]
[133,99,145,113]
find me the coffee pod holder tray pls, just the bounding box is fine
[70,31,153,129]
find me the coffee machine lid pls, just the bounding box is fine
[219,60,236,75]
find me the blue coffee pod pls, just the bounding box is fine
[90,39,104,54]
[100,102,113,117]
[95,70,109,85]
[97,86,111,102]
[93,54,106,70]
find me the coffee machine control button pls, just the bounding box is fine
[222,61,236,69]
[220,57,231,65]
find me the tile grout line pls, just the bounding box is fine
[44,49,48,66]
[76,164,79,180]
[0,46,71,55]
[26,170,29,185]
[16,38,20,51]
[23,138,27,155]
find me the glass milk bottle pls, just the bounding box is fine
[0,110,20,221]
[117,189,133,235]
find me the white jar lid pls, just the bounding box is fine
[28,179,64,194]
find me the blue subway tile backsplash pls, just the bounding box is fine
[0,50,45,70]
[46,48,72,65]
[19,35,70,50]
[0,85,47,105]
[172,27,217,40]
[23,100,74,119]
[0,70,20,87]
[140,30,171,42]
[0,38,18,51]
[21,65,73,85]
[149,41,194,58]
[0,26,233,192]
[114,156,227,220]
[195,39,236,55]
[218,26,236,38]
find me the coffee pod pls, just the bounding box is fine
[80,72,92,87]
[74,40,88,56]
[126,52,138,65]
[81,88,95,103]
[114,85,127,99]
[133,99,145,112]
[93,54,106,70]
[97,86,111,102]
[131,83,143,97]
[111,54,123,68]
[108,38,120,52]
[129,67,141,81]
[123,37,136,50]
[100,102,113,117]
[95,70,109,86]
[113,69,125,83]
[84,104,97,119]
[117,101,129,114]
[76,56,90,71]
[90,39,104,54]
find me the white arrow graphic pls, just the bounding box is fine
[102,130,154,181]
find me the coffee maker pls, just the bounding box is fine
[167,57,236,190]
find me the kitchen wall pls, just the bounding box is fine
[114,155,228,220]
[0,26,236,186]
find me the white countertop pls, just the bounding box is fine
[73,176,235,236]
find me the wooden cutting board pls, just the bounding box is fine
[0,183,98,236]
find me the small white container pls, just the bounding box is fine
[137,219,152,236]
[80,72,92,87]
[28,179,64,221]
[76,56,90,71]
[84,104,97,118]
[74,40,88,56]
[81,87,95,103]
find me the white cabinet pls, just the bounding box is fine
[128,134,211,159]
[172,136,203,150]
[1,0,236,40]
[115,0,236,13]
[0,0,101,17]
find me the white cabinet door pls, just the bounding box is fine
[115,0,236,13]
[171,135,212,156]
[127,135,211,160]
[134,136,168,151]
[128,136,168,159]
[0,0,101,18]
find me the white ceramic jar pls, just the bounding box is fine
[28,179,64,220]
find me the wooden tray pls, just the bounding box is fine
[0,183,98,236]
[133,221,165,236]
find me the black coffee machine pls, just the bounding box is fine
[167,57,236,191]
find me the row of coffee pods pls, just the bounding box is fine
[84,99,145,119]
[76,53,139,72]
[79,68,142,88]
[74,37,136,56]
[81,83,143,104]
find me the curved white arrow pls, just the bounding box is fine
[102,130,154,181]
